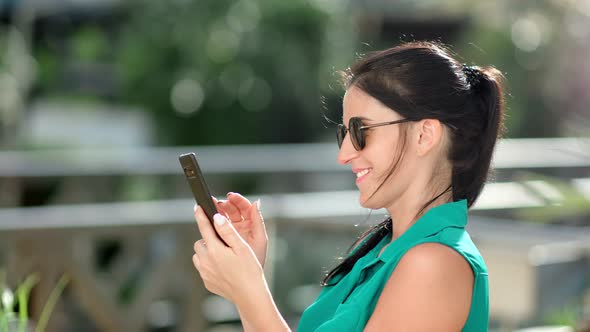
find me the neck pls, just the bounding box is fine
[385,181,453,240]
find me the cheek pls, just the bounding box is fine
[370,149,413,192]
[373,155,395,177]
[366,143,403,175]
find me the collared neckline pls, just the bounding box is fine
[377,199,468,262]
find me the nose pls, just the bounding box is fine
[337,132,360,165]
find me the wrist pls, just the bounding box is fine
[235,277,289,331]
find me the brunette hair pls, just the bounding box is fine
[322,41,505,286]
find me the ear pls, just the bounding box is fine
[415,119,443,157]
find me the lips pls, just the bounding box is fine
[353,167,372,184]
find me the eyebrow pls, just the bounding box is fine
[342,116,372,123]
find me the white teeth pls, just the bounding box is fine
[356,169,370,178]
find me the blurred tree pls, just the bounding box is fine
[457,1,567,138]
[115,0,334,146]
[33,0,587,144]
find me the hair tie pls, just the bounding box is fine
[462,64,483,89]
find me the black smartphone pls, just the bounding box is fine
[179,152,227,245]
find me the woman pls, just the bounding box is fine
[191,41,505,331]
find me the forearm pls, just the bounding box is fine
[236,278,291,332]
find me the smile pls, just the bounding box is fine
[354,168,372,184]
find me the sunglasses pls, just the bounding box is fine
[337,117,414,151]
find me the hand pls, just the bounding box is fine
[212,193,268,268]
[192,206,267,304]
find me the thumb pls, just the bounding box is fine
[249,199,267,237]
[213,213,247,249]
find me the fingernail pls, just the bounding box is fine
[256,199,264,221]
[214,213,226,226]
[193,204,198,212]
[227,192,234,197]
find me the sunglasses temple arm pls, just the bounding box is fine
[359,119,412,130]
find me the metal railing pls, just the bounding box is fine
[1,138,588,177]
[0,138,589,331]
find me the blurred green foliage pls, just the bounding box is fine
[28,0,585,147]
[457,2,568,138]
[115,0,333,145]
[31,0,345,146]
[0,270,69,332]
[543,303,579,328]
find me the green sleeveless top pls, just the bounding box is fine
[297,199,489,332]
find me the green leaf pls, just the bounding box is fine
[15,274,40,329]
[35,274,69,332]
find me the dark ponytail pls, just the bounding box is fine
[322,42,506,286]
[451,65,505,207]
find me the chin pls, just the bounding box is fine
[358,194,384,210]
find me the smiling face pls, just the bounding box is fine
[337,86,426,209]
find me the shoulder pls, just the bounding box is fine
[394,243,474,303]
[399,242,473,274]
[365,242,474,332]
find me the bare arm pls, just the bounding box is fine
[364,243,474,332]
[235,279,291,332]
[192,206,290,332]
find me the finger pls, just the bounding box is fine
[212,198,232,220]
[193,239,206,254]
[194,206,223,249]
[212,197,226,212]
[212,213,247,249]
[227,192,252,216]
[219,199,243,222]
[249,199,267,236]
[212,196,221,208]
[192,253,201,270]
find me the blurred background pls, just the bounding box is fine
[0,0,589,331]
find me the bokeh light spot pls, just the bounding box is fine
[206,25,240,63]
[511,17,542,52]
[171,78,204,115]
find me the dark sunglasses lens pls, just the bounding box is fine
[336,124,346,148]
[349,118,364,150]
